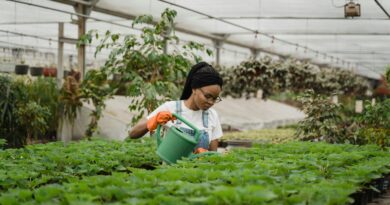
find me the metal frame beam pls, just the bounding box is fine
[374,0,390,19]
[216,16,390,20]
[222,32,390,36]
[49,0,287,58]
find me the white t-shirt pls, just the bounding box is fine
[147,100,223,142]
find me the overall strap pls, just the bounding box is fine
[175,100,182,125]
[202,110,209,128]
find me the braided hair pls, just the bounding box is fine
[180,62,223,100]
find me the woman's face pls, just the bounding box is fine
[193,84,222,110]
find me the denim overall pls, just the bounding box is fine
[175,101,210,150]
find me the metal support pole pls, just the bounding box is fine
[57,22,64,87]
[251,49,260,59]
[75,3,86,79]
[213,40,222,66]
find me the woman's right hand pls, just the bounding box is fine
[147,111,176,131]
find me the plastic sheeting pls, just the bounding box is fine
[1,0,389,78]
[213,96,304,131]
[70,96,138,141]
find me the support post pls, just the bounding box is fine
[213,40,222,66]
[57,22,64,87]
[251,49,260,59]
[75,3,87,79]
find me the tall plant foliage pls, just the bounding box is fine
[29,77,59,140]
[81,8,211,135]
[356,99,390,148]
[0,75,59,147]
[386,65,390,85]
[80,70,114,138]
[295,90,343,143]
[0,75,24,147]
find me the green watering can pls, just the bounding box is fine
[155,113,201,164]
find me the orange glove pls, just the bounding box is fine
[147,111,176,131]
[194,148,208,154]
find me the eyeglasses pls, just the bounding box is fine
[198,88,222,103]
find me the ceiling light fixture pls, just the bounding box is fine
[344,1,361,18]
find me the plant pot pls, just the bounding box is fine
[366,189,374,202]
[43,67,57,77]
[30,67,43,76]
[15,65,29,75]
[351,191,368,205]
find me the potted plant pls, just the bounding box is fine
[58,70,83,141]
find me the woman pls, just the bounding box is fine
[129,62,223,152]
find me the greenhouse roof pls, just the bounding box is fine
[1,0,390,79]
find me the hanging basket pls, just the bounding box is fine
[15,65,29,75]
[43,67,57,77]
[30,67,43,76]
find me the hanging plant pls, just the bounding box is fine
[221,56,371,101]
[313,68,341,95]
[336,69,369,96]
[272,59,290,93]
[221,57,276,99]
[288,61,319,93]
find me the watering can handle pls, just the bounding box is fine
[156,125,162,146]
[155,113,201,146]
[172,113,201,143]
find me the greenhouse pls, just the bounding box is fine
[1,0,390,204]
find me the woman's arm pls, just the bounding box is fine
[209,139,219,151]
[128,118,148,139]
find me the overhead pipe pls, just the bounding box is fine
[374,0,390,19]
[6,0,138,30]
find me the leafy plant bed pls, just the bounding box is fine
[221,128,296,144]
[1,142,390,204]
[0,138,159,192]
